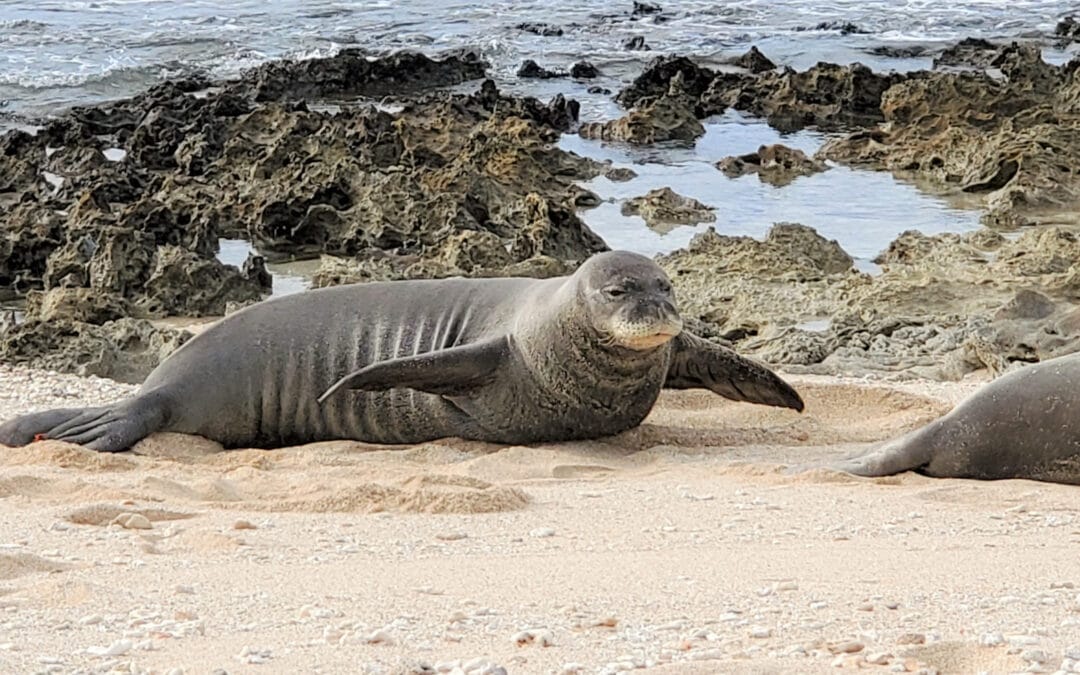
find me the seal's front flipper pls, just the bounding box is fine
[319,335,514,403]
[0,396,169,453]
[664,332,805,412]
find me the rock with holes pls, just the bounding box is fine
[0,318,191,383]
[621,188,716,233]
[717,144,828,186]
[819,43,1080,227]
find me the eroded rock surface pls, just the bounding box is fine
[660,222,1080,381]
[621,188,715,233]
[581,71,704,144]
[820,43,1080,227]
[717,144,828,186]
[0,318,192,384]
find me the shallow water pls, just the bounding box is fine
[217,239,317,298]
[562,111,983,268]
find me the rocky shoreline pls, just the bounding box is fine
[2,34,1080,385]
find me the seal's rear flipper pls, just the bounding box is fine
[0,396,169,453]
[664,332,805,412]
[825,431,934,477]
[318,335,514,403]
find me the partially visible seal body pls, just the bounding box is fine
[828,353,1080,485]
[0,251,804,453]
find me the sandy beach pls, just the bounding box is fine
[2,366,1078,674]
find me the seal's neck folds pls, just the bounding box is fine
[516,277,669,392]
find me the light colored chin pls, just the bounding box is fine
[619,332,678,351]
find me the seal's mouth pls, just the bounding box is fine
[620,330,680,350]
[614,314,684,350]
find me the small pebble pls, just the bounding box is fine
[86,639,133,657]
[364,628,394,645]
[237,646,272,664]
[512,629,554,647]
[834,641,864,654]
[232,519,257,530]
[112,513,152,530]
[896,632,925,645]
[866,652,893,665]
[1022,650,1049,664]
[980,633,1005,646]
[435,531,468,541]
[529,528,556,538]
[749,626,773,639]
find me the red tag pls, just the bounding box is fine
[33,433,48,442]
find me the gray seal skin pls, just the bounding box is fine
[0,250,804,453]
[826,353,1080,485]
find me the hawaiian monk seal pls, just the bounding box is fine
[825,352,1080,485]
[0,250,803,453]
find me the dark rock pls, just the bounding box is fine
[616,56,716,108]
[0,203,63,291]
[700,62,904,132]
[933,37,997,69]
[620,187,715,233]
[799,21,870,35]
[623,36,651,51]
[604,167,638,182]
[869,45,929,58]
[517,60,567,79]
[716,144,828,186]
[137,246,267,317]
[581,81,704,144]
[631,1,662,16]
[242,252,273,290]
[242,49,489,101]
[733,46,776,73]
[1055,16,1079,43]
[514,22,564,36]
[587,86,612,95]
[571,61,600,79]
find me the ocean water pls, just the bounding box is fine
[1,0,1073,297]
[1,0,1076,120]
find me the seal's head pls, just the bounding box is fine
[574,251,683,351]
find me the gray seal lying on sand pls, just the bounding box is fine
[824,352,1080,485]
[0,250,804,453]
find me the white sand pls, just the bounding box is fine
[1,366,1079,674]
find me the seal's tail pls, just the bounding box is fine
[0,397,167,453]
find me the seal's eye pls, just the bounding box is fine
[603,286,627,298]
[657,280,672,293]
